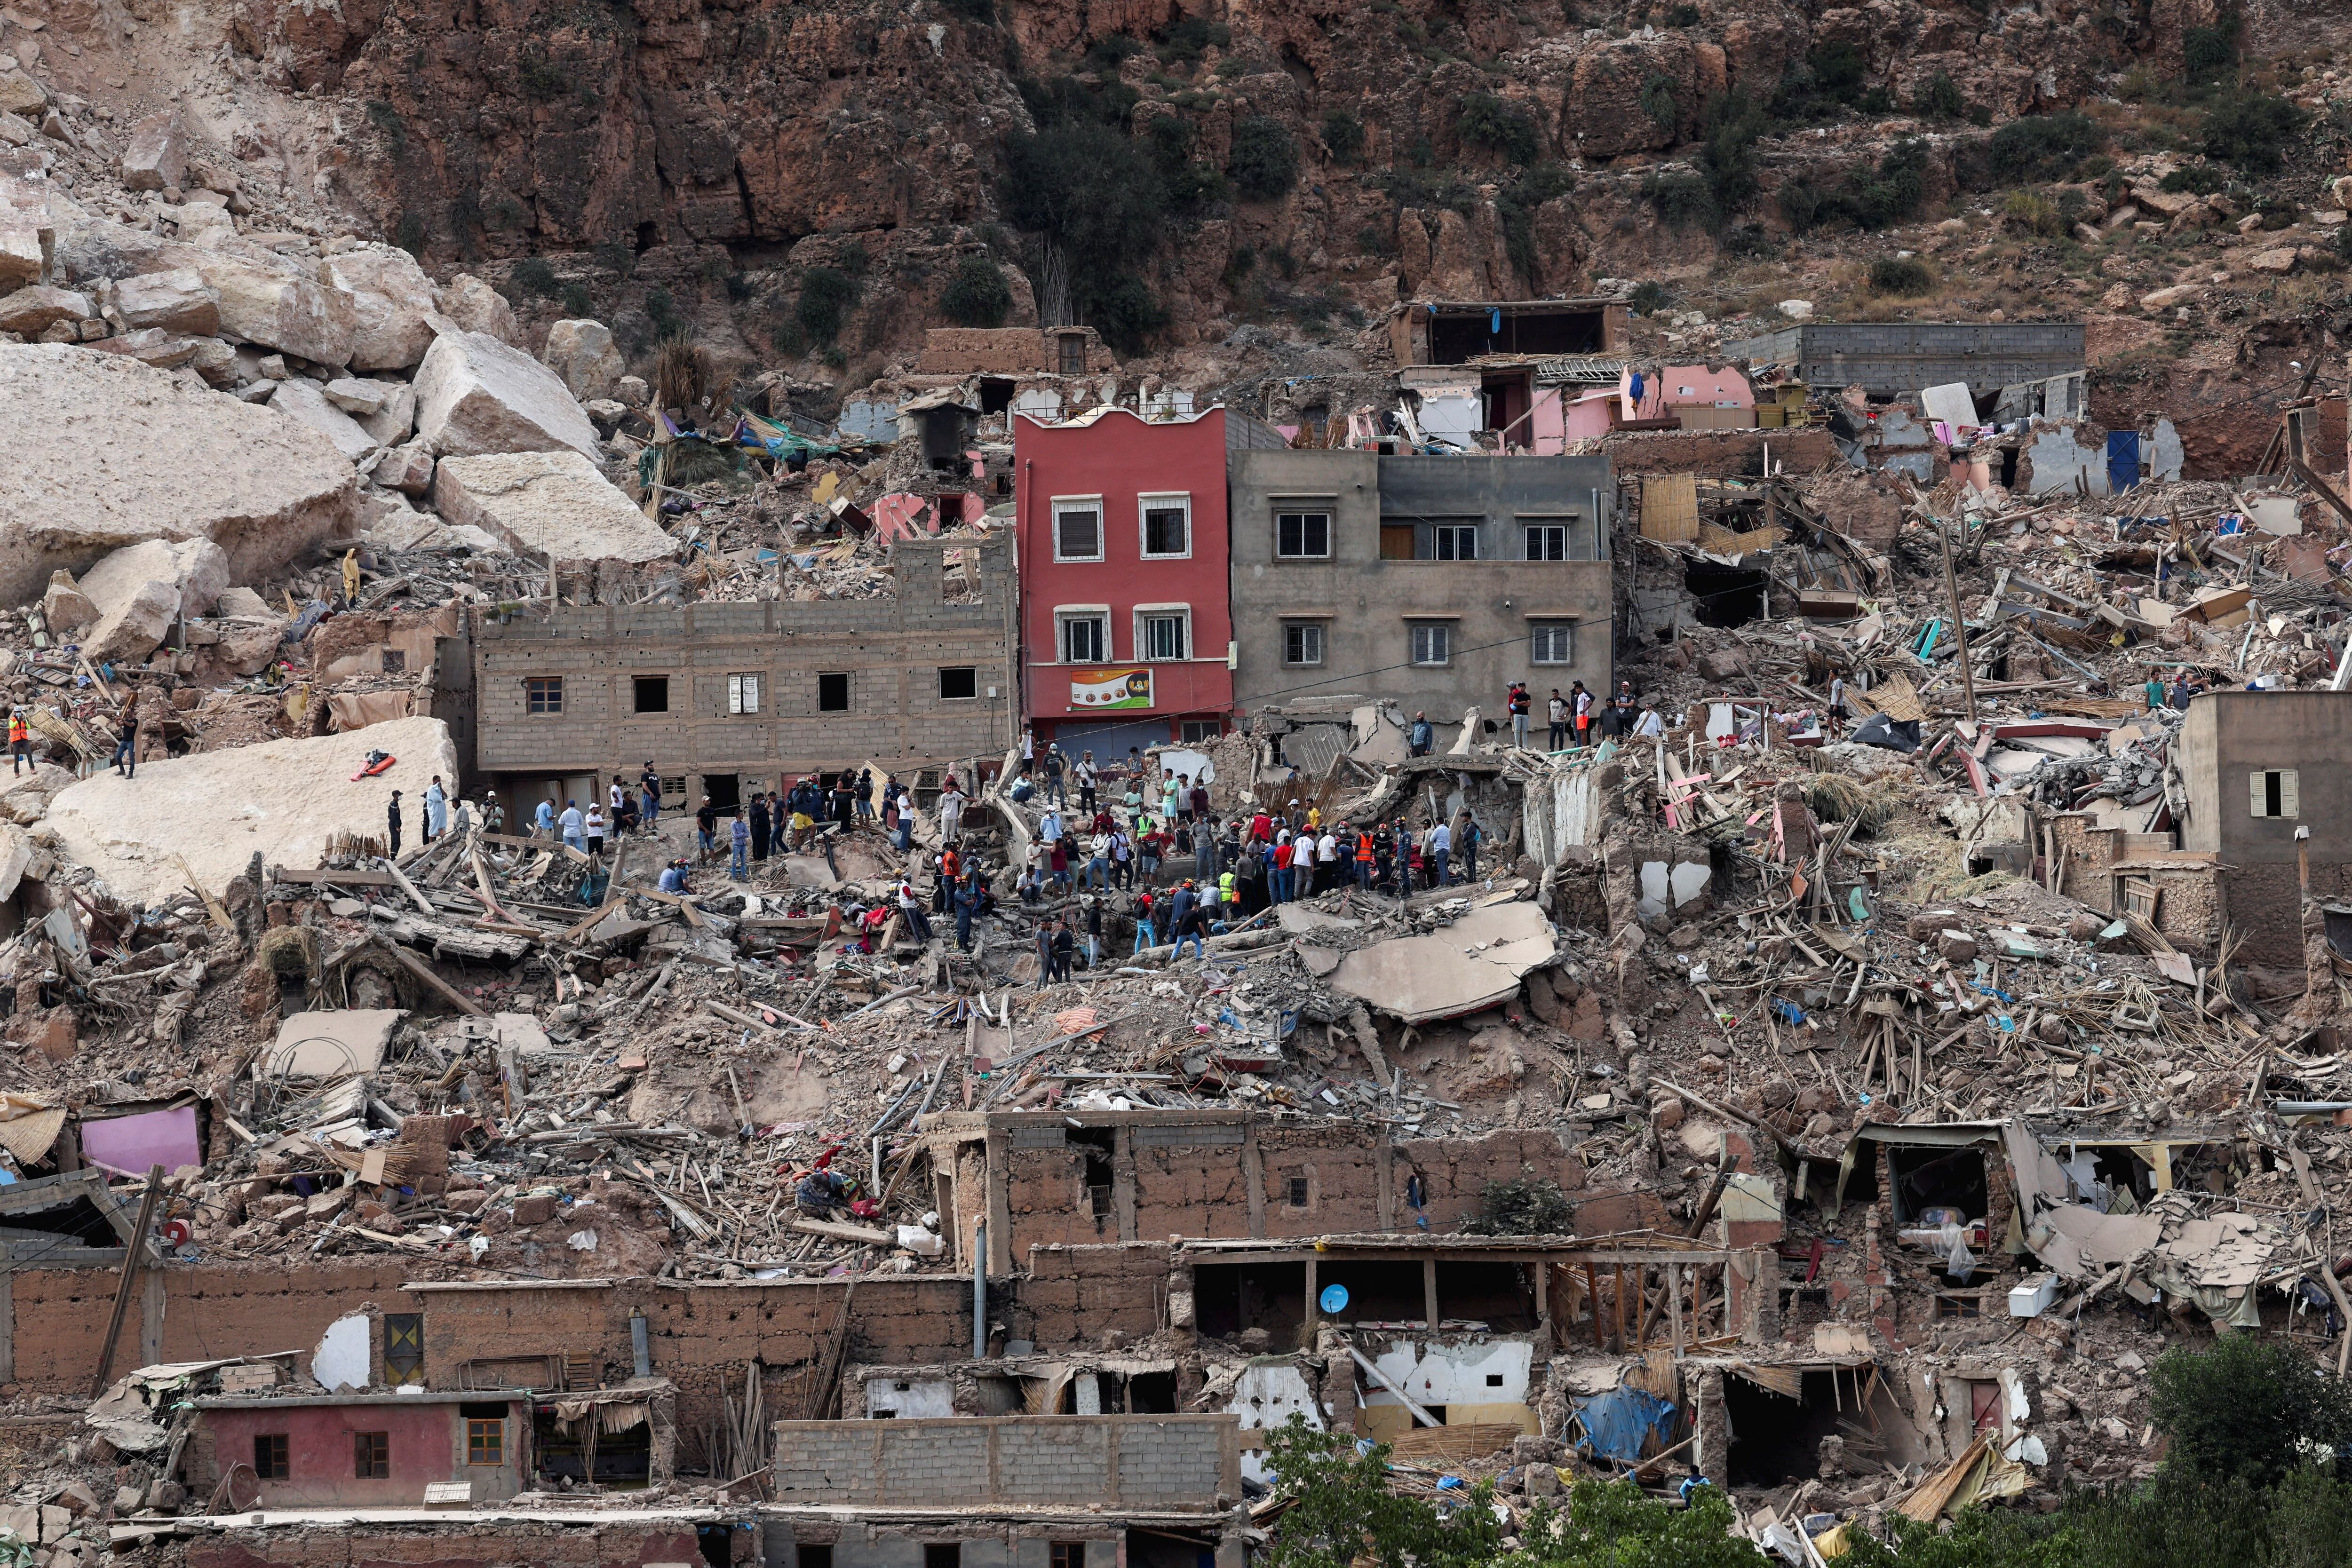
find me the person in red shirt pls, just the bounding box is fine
[1250,809,1272,843]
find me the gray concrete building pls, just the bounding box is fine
[1723,321,2084,400]
[2177,689,2352,963]
[1226,450,1614,730]
[469,534,1019,816]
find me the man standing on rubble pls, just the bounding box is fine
[750,792,772,862]
[1430,816,1453,886]
[1076,751,1099,813]
[7,707,27,776]
[954,874,981,953]
[1168,881,1201,961]
[111,685,139,778]
[640,762,661,834]
[939,776,967,844]
[695,795,718,862]
[730,808,750,880]
[1409,711,1433,757]
[386,790,404,858]
[898,879,933,945]
[424,776,448,841]
[1460,815,1481,880]
[1041,744,1066,806]
[559,799,586,853]
[1507,682,1532,749]
[1547,689,1569,750]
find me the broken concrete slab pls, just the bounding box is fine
[1323,901,1559,1023]
[368,441,435,496]
[323,246,438,372]
[0,343,357,602]
[540,317,624,402]
[44,714,460,903]
[413,329,601,461]
[432,449,675,567]
[268,378,380,463]
[0,282,91,335]
[258,1008,404,1079]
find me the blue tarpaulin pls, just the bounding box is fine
[2106,430,2140,494]
[1570,1386,1678,1462]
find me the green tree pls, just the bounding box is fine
[1262,1421,1502,1568]
[2150,1333,2352,1489]
[1500,1479,1761,1568]
[795,267,855,344]
[939,255,1011,326]
[1228,115,1299,200]
[1458,92,1543,164]
[2200,89,2307,174]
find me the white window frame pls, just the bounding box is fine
[728,672,764,714]
[1138,492,1193,560]
[1524,523,1569,561]
[1410,624,1453,666]
[1051,496,1104,563]
[1134,603,1192,663]
[2250,768,2299,818]
[1274,505,1334,560]
[1430,523,1479,561]
[1530,623,1573,665]
[1056,604,1112,665]
[1283,622,1326,666]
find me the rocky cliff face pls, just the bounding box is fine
[116,0,2352,377]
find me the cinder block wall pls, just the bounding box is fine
[767,1415,1238,1510]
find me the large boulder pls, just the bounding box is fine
[326,377,416,445]
[41,571,95,634]
[103,268,221,336]
[199,250,357,369]
[432,450,675,568]
[0,177,54,291]
[0,284,92,336]
[324,246,438,372]
[119,111,188,193]
[437,273,517,343]
[412,329,600,460]
[268,379,379,462]
[44,715,462,903]
[540,318,624,401]
[79,537,231,662]
[0,343,355,602]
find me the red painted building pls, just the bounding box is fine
[193,1392,528,1507]
[1014,406,1235,758]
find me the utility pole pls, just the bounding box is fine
[1938,516,1978,720]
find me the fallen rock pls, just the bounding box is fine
[0,343,355,602]
[413,329,600,460]
[2245,246,2299,275]
[46,715,462,902]
[0,178,47,291]
[188,337,238,386]
[1696,649,1749,681]
[0,71,44,118]
[104,268,220,336]
[324,376,397,417]
[2137,284,2193,311]
[1937,929,1979,964]
[198,250,356,368]
[79,536,230,660]
[92,328,199,370]
[41,570,95,633]
[368,442,435,496]
[0,283,91,336]
[215,586,273,618]
[432,450,675,567]
[0,762,74,826]
[540,318,624,401]
[269,378,379,462]
[324,245,438,372]
[438,273,518,343]
[1777,299,1813,320]
[119,111,186,193]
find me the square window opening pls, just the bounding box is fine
[1531,623,1573,665]
[1411,625,1452,666]
[1525,523,1567,561]
[254,1433,289,1480]
[525,677,564,716]
[1061,614,1109,665]
[466,1417,505,1466]
[633,676,669,714]
[1179,719,1220,744]
[938,666,979,701]
[1143,501,1190,557]
[1284,623,1324,666]
[816,673,850,713]
[1051,1545,1086,1568]
[1055,504,1103,562]
[354,1431,389,1479]
[1276,510,1332,559]
[925,1547,961,1568]
[729,672,764,715]
[1140,613,1188,662]
[381,649,406,674]
[2251,768,2299,818]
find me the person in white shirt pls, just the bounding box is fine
[1547,689,1569,750]
[584,803,607,857]
[1290,832,1315,901]
[557,800,585,850]
[1315,830,1337,895]
[1429,819,1453,886]
[1636,704,1664,738]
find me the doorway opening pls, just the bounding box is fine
[1684,561,1768,627]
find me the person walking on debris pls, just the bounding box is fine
[111,685,139,778]
[1168,882,1201,961]
[1636,701,1663,738]
[855,768,875,824]
[1076,751,1098,813]
[1050,916,1077,983]
[1032,920,1055,987]
[1507,681,1532,749]
[1291,827,1316,902]
[1163,771,1184,824]
[7,707,27,776]
[639,761,661,832]
[484,792,504,833]
[1133,888,1159,952]
[1409,711,1433,757]
[729,808,749,880]
[386,790,404,858]
[423,776,447,840]
[954,875,981,953]
[1827,674,1850,740]
[1082,895,1103,968]
[893,783,914,853]
[535,797,556,838]
[1041,744,1066,806]
[1430,816,1453,887]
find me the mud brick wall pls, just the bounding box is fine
[1019,1243,1170,1346]
[1001,1131,1102,1250]
[1396,1129,1586,1231]
[180,1523,702,1568]
[916,327,1098,376]
[1601,428,1837,478]
[1256,1124,1390,1239]
[769,1415,1236,1510]
[1129,1122,1251,1243]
